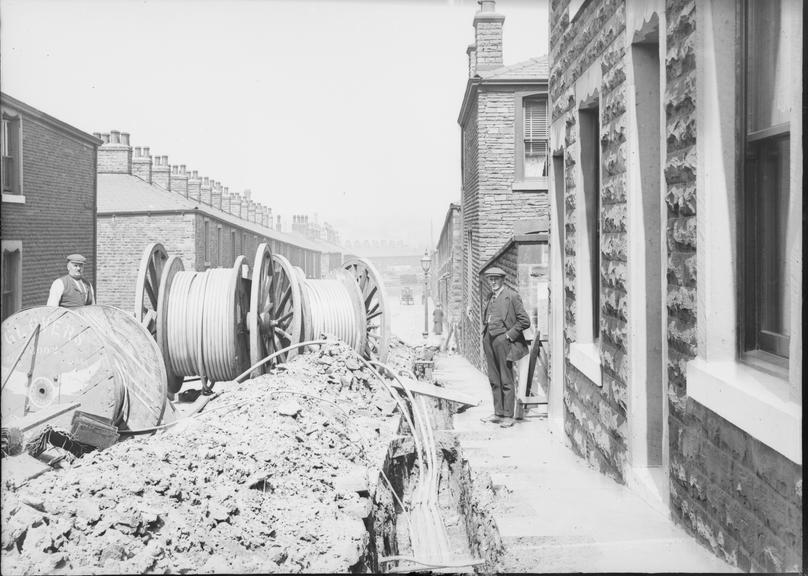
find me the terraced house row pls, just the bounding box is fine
[434,0,802,571]
[0,93,344,320]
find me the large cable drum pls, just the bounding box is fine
[134,244,251,387]
[1,305,168,433]
[343,257,390,361]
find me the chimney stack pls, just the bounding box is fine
[467,44,478,77]
[265,207,273,229]
[212,181,222,210]
[187,170,201,201]
[247,199,256,223]
[152,155,170,189]
[170,165,188,197]
[132,146,152,183]
[240,196,249,221]
[97,130,132,174]
[201,177,212,205]
[276,215,282,232]
[243,189,252,201]
[230,192,242,217]
[221,187,231,213]
[473,0,504,72]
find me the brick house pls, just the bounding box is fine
[94,130,336,312]
[1,93,101,321]
[548,0,802,570]
[431,203,462,342]
[457,0,550,370]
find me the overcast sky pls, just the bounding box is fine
[1,0,548,250]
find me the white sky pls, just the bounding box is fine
[1,0,548,250]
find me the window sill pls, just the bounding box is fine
[687,357,801,464]
[2,193,25,204]
[512,178,548,193]
[569,342,601,387]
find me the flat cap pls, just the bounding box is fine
[66,254,87,264]
[483,266,506,277]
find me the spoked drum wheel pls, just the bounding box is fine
[156,255,185,394]
[248,243,275,376]
[269,254,303,362]
[134,243,168,338]
[343,256,389,361]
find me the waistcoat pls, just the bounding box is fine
[59,275,92,307]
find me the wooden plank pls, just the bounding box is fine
[391,378,480,407]
[9,401,82,432]
[514,354,531,419]
[1,454,51,488]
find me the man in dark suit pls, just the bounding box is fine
[480,266,530,428]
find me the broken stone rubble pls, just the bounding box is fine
[1,340,414,574]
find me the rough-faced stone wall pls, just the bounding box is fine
[550,0,629,483]
[664,1,802,571]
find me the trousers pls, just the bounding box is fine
[483,331,515,418]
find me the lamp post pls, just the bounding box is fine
[420,250,431,339]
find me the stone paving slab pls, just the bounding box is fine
[433,353,739,574]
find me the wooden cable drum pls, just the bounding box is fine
[264,254,304,363]
[247,243,276,377]
[343,257,390,361]
[1,305,167,433]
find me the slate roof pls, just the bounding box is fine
[97,173,326,252]
[477,55,549,81]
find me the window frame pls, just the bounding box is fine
[686,0,801,464]
[567,97,603,387]
[513,91,549,192]
[737,0,792,366]
[203,219,210,268]
[1,107,24,202]
[1,241,23,322]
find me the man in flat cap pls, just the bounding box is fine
[46,254,95,307]
[480,266,530,428]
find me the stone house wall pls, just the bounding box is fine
[549,0,803,571]
[550,0,629,482]
[461,87,550,372]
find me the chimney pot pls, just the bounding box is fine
[121,132,130,146]
[143,147,150,157]
[110,130,121,144]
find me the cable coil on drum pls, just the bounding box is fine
[133,243,390,393]
[298,273,367,354]
[134,244,250,392]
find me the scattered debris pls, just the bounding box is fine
[1,341,413,574]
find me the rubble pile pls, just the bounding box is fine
[1,341,409,575]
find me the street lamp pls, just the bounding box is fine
[420,250,431,339]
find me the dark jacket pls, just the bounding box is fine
[482,286,531,362]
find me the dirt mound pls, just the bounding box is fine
[2,341,408,574]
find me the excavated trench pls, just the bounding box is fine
[357,378,504,573]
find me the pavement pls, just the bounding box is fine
[389,297,738,573]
